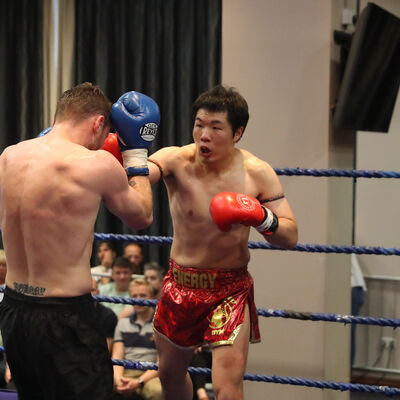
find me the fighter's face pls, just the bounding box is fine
[193,109,240,163]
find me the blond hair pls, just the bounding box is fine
[0,250,6,264]
[129,278,156,298]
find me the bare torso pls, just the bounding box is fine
[151,144,266,269]
[0,135,109,296]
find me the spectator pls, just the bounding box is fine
[91,278,118,352]
[119,261,164,319]
[112,279,162,400]
[123,244,144,275]
[99,257,133,317]
[143,262,165,299]
[190,346,212,400]
[92,241,117,285]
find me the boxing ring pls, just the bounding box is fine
[1,166,400,398]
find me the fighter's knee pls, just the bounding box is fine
[157,365,184,386]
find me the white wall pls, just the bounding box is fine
[222,1,350,399]
[354,0,400,375]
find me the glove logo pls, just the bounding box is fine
[140,123,158,142]
[236,194,255,211]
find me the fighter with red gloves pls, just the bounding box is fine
[145,84,297,400]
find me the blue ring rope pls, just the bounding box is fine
[274,167,400,179]
[92,295,400,328]
[0,288,393,327]
[111,359,400,397]
[93,233,400,256]
[0,347,396,396]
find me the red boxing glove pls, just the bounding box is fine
[209,192,278,235]
[101,133,123,165]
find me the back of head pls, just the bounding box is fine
[54,82,111,126]
[193,84,249,135]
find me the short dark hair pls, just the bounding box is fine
[54,82,111,127]
[143,261,166,279]
[98,241,117,252]
[192,84,249,136]
[112,256,133,271]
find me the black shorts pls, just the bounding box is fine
[0,287,113,400]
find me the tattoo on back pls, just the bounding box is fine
[260,194,285,204]
[13,282,46,296]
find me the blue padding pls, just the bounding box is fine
[0,389,18,399]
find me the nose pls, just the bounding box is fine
[200,127,211,141]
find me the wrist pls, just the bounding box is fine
[255,206,279,235]
[122,149,149,176]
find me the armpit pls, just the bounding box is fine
[259,194,285,204]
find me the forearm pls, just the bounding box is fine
[128,175,153,221]
[113,365,124,383]
[140,369,159,383]
[263,217,298,249]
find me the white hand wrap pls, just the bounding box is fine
[255,206,279,235]
[122,149,149,176]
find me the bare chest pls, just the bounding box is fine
[166,168,258,223]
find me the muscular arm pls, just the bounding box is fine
[148,146,180,185]
[255,161,298,249]
[99,152,153,230]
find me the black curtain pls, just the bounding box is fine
[0,0,44,147]
[74,0,222,267]
[0,0,44,248]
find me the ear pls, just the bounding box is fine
[93,115,105,134]
[233,126,244,143]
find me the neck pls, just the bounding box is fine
[50,121,92,148]
[136,309,154,323]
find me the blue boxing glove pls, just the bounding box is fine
[111,91,160,176]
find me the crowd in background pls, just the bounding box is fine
[91,242,213,400]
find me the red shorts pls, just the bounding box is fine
[153,259,261,348]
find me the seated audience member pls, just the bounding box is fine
[143,262,165,299]
[91,278,118,352]
[118,261,164,319]
[92,241,117,285]
[123,243,144,275]
[99,257,133,316]
[112,279,162,400]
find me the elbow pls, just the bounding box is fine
[284,226,298,249]
[270,223,298,249]
[285,236,298,250]
[132,213,153,230]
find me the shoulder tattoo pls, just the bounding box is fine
[259,194,285,204]
[148,158,164,180]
